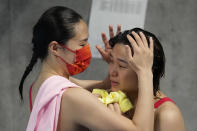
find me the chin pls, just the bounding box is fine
[125,88,138,94]
[111,86,120,92]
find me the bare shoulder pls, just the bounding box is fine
[62,87,89,99]
[61,87,95,107]
[59,88,94,122]
[155,101,186,131]
[60,87,104,117]
[157,102,183,122]
[58,87,94,130]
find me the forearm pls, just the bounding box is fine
[79,79,104,91]
[66,88,137,131]
[132,71,154,131]
[86,76,110,91]
[69,76,110,91]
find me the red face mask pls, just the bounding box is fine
[57,44,92,76]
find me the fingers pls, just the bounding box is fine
[96,45,107,57]
[149,37,154,52]
[113,103,121,114]
[104,24,122,47]
[101,33,111,49]
[101,32,109,48]
[108,103,122,114]
[139,32,148,48]
[109,25,114,38]
[93,93,101,98]
[109,24,122,38]
[125,45,133,61]
[96,45,112,63]
[108,104,115,112]
[128,32,150,50]
[126,32,154,73]
[127,35,138,51]
[116,24,121,35]
[131,31,144,47]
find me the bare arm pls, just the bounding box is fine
[69,76,110,91]
[155,105,186,131]
[125,32,154,131]
[62,88,137,131]
[132,71,154,131]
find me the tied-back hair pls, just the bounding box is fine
[109,28,165,96]
[19,6,83,100]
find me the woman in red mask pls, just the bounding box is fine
[19,6,155,131]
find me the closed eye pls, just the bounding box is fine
[119,65,127,68]
[80,44,86,46]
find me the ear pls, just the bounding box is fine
[48,41,61,56]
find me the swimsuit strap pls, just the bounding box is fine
[154,97,175,109]
[29,84,33,112]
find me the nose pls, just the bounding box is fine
[109,63,118,77]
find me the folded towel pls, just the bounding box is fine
[26,75,80,131]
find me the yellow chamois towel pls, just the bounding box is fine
[92,89,133,113]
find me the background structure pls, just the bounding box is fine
[0,0,196,130]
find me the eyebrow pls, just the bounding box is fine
[110,52,128,65]
[117,58,128,65]
[80,38,88,42]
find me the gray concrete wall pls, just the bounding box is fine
[0,0,196,130]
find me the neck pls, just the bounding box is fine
[127,91,138,107]
[40,58,69,79]
[127,90,162,108]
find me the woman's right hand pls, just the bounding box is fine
[96,25,121,63]
[125,31,154,75]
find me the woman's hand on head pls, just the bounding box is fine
[96,24,121,63]
[125,31,154,75]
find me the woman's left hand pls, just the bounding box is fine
[107,103,122,115]
[93,93,122,114]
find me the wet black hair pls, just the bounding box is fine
[19,6,83,100]
[109,28,165,96]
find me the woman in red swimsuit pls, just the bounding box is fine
[71,27,186,131]
[107,27,186,131]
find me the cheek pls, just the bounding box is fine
[119,70,128,82]
[70,53,76,63]
[62,51,75,63]
[118,70,129,88]
[108,64,113,75]
[120,70,138,91]
[67,39,80,50]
